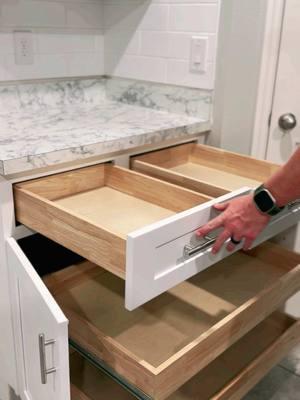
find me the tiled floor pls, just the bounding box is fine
[244,344,300,399]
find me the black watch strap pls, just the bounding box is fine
[268,205,285,216]
[254,185,284,216]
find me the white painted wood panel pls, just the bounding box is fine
[0,177,18,398]
[126,188,300,310]
[6,238,70,400]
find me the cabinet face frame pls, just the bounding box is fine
[2,138,204,399]
[0,177,20,395]
[4,140,300,400]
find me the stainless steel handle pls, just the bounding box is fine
[278,113,297,131]
[39,334,56,384]
[288,200,300,210]
[184,235,216,257]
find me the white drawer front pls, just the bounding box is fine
[126,189,300,310]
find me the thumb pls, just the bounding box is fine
[213,202,229,212]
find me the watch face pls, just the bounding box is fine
[254,189,274,212]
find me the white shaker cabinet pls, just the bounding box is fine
[2,141,300,400]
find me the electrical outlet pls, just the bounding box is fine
[190,36,208,73]
[14,31,34,65]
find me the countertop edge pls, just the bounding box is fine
[1,121,211,177]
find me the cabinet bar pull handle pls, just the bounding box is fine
[184,235,215,257]
[39,333,56,384]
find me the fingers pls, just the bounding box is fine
[226,234,243,252]
[212,230,231,254]
[213,202,229,212]
[243,237,254,251]
[196,201,229,238]
[196,214,224,238]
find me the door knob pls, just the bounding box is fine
[278,113,297,131]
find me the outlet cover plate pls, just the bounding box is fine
[14,31,34,66]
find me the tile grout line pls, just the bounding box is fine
[278,363,300,379]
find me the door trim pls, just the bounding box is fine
[251,0,285,159]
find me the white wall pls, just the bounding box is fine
[0,0,221,89]
[211,0,268,154]
[104,0,220,89]
[0,0,271,152]
[0,0,104,81]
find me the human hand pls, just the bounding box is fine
[196,194,270,254]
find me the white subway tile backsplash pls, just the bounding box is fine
[0,0,220,89]
[169,4,219,33]
[67,51,104,76]
[108,54,167,82]
[0,55,6,81]
[152,0,217,3]
[104,0,220,89]
[105,30,140,56]
[104,3,146,31]
[140,31,169,58]
[65,3,103,29]
[2,53,68,80]
[37,33,96,54]
[1,1,66,28]
[168,33,216,62]
[139,4,169,31]
[0,33,14,55]
[0,0,104,81]
[167,58,215,89]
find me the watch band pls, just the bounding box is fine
[268,205,285,216]
[253,185,284,216]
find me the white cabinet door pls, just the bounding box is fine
[6,238,70,400]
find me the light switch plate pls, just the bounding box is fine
[14,31,34,66]
[190,36,208,73]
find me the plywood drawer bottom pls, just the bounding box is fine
[70,312,300,400]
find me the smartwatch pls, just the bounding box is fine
[253,185,284,216]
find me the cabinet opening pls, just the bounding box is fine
[18,233,84,277]
[18,234,300,399]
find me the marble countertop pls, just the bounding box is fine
[0,99,210,176]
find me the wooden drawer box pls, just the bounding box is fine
[13,160,300,310]
[42,241,300,399]
[14,163,211,309]
[70,312,300,400]
[131,143,280,197]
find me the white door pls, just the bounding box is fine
[6,238,70,400]
[266,0,300,166]
[265,0,300,316]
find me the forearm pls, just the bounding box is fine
[264,148,300,206]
